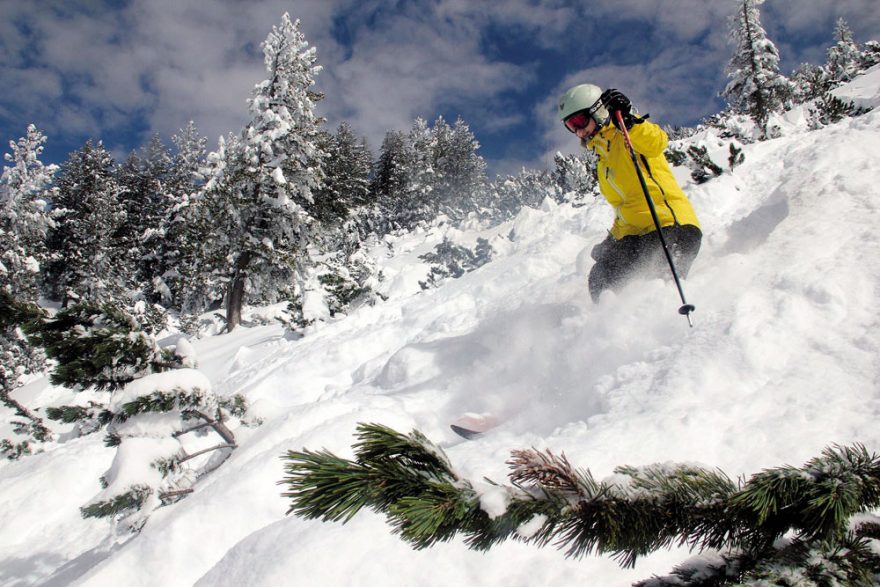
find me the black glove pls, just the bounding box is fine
[601,88,638,129]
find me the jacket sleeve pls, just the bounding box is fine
[627,119,668,158]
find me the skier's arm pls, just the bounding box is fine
[627,119,668,158]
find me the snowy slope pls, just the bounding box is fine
[2,69,880,587]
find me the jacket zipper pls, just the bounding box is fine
[639,154,679,225]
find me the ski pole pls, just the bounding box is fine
[614,110,696,327]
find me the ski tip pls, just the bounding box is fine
[450,424,483,440]
[450,413,498,440]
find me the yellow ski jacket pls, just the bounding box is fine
[587,119,700,240]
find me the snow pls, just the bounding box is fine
[108,369,212,413]
[86,436,180,504]
[271,167,286,185]
[476,483,510,519]
[2,74,880,586]
[172,337,196,368]
[833,63,880,110]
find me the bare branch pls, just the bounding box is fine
[179,443,237,463]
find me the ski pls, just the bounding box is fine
[450,424,484,440]
[450,413,497,440]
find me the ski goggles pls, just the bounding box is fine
[563,98,604,133]
[563,111,593,133]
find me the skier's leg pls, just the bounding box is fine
[588,261,611,303]
[588,235,639,302]
[667,225,703,278]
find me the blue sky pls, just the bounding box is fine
[1,0,878,179]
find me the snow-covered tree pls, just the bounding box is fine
[371,130,408,204]
[397,117,436,228]
[418,237,494,289]
[27,301,177,392]
[373,117,487,230]
[0,292,51,459]
[81,368,251,532]
[825,18,862,85]
[861,40,880,70]
[170,121,208,190]
[173,132,238,318]
[431,117,487,220]
[486,168,558,223]
[44,141,126,306]
[0,124,57,299]
[0,126,57,458]
[202,13,326,331]
[314,122,373,224]
[116,134,176,301]
[311,245,380,318]
[790,62,832,104]
[552,151,598,200]
[151,122,208,307]
[132,134,173,235]
[722,0,792,138]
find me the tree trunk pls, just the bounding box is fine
[226,251,253,332]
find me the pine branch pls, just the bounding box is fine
[81,485,153,518]
[280,424,880,585]
[115,388,211,422]
[0,386,52,443]
[281,448,374,522]
[728,444,880,545]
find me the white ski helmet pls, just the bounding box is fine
[558,83,610,128]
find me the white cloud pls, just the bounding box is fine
[320,15,528,148]
[1,0,878,177]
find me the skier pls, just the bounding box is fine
[559,84,702,302]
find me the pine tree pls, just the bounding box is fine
[0,126,56,458]
[790,62,832,104]
[81,368,251,532]
[431,117,487,221]
[26,301,179,391]
[314,122,373,224]
[0,124,57,300]
[825,18,862,85]
[398,118,437,228]
[314,247,379,317]
[372,130,408,205]
[418,237,494,289]
[282,423,880,586]
[375,116,488,230]
[44,141,126,306]
[808,92,866,128]
[486,168,559,223]
[174,133,237,318]
[203,13,326,331]
[153,122,207,308]
[115,151,150,296]
[686,145,724,183]
[117,134,175,301]
[552,151,598,200]
[305,122,381,319]
[722,0,792,138]
[861,40,880,70]
[0,291,51,459]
